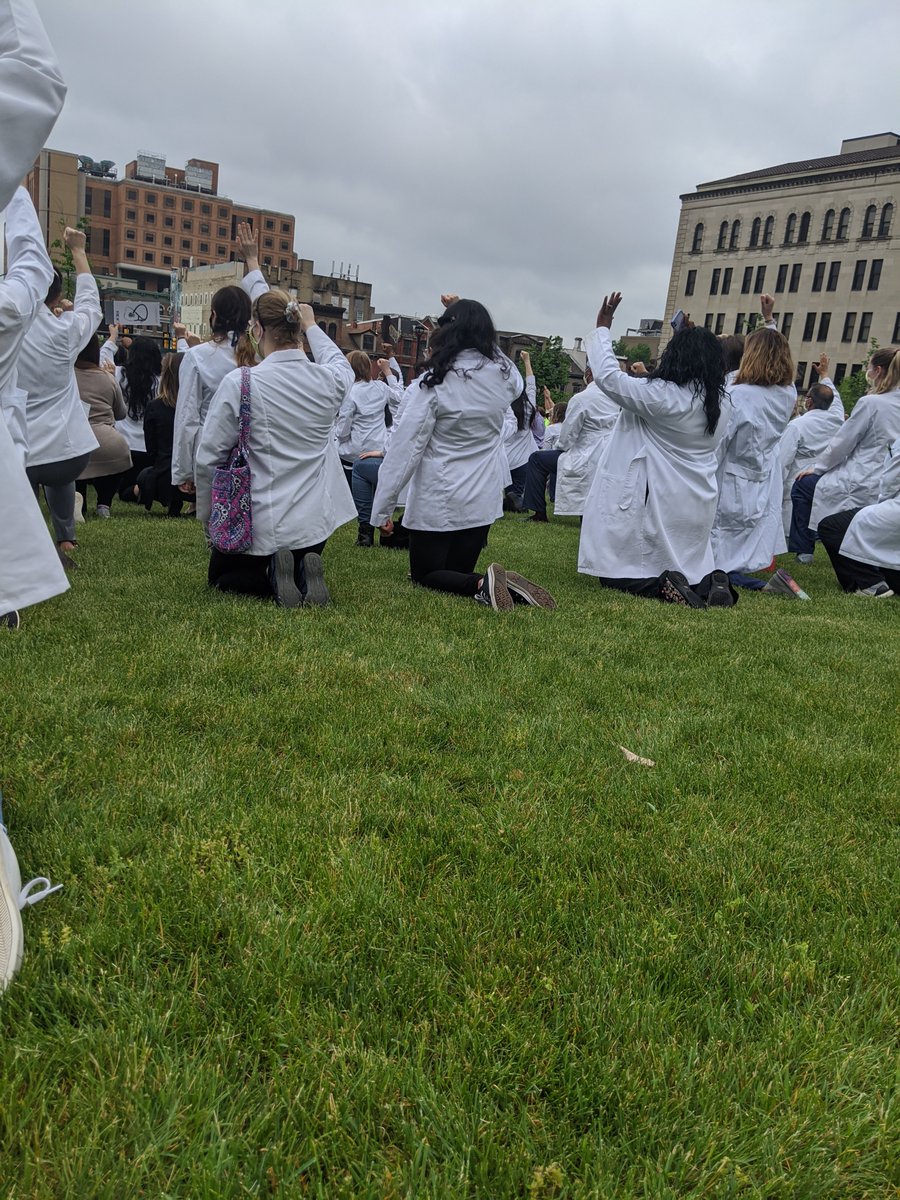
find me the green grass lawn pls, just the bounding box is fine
[0,506,897,1198]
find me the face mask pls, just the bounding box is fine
[247,325,261,358]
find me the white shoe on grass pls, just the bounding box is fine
[73,492,85,524]
[855,582,894,598]
[0,803,63,993]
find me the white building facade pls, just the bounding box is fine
[661,133,899,388]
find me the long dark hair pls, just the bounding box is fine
[421,298,505,390]
[650,327,725,435]
[210,285,251,346]
[121,336,162,421]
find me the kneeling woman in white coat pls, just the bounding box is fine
[195,290,356,608]
[579,294,733,607]
[370,297,555,611]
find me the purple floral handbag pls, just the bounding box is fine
[208,366,253,553]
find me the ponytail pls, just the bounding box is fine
[868,347,900,394]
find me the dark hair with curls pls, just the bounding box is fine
[75,333,101,367]
[121,336,162,421]
[420,298,506,390]
[210,285,251,346]
[650,326,725,435]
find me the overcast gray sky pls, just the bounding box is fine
[36,0,900,343]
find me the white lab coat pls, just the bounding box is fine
[502,376,541,472]
[554,381,620,516]
[808,390,900,529]
[778,385,845,535]
[370,349,522,531]
[171,341,241,483]
[710,378,796,572]
[579,326,732,582]
[543,422,563,451]
[17,272,101,466]
[195,326,356,554]
[336,361,403,460]
[838,439,900,570]
[0,187,68,611]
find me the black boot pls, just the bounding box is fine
[380,517,410,550]
[356,523,375,548]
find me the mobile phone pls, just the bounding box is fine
[670,309,686,334]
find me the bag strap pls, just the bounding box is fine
[238,366,251,456]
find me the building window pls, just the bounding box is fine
[704,314,713,330]
[144,232,155,244]
[717,220,728,251]
[868,260,883,290]
[145,212,155,225]
[795,361,807,387]
[265,218,275,231]
[729,219,740,250]
[280,259,288,268]
[363,334,376,350]
[797,211,811,244]
[199,242,209,253]
[783,213,797,244]
[748,217,761,248]
[714,313,725,335]
[164,195,175,208]
[218,206,228,219]
[126,209,136,221]
[781,312,793,339]
[842,313,856,342]
[280,240,289,251]
[690,222,704,252]
[685,269,696,296]
[820,209,835,241]
[146,192,156,205]
[802,313,816,341]
[263,256,271,266]
[851,260,866,290]
[878,203,893,238]
[789,264,802,292]
[218,225,228,238]
[101,229,110,256]
[753,265,766,293]
[164,216,174,227]
[281,221,290,234]
[710,268,720,295]
[747,313,760,332]
[836,208,851,239]
[143,251,155,263]
[126,229,136,241]
[812,262,825,292]
[163,236,173,246]
[125,248,135,260]
[861,204,877,238]
[199,222,210,235]
[181,238,191,250]
[857,312,872,342]
[722,268,732,295]
[200,202,211,215]
[826,262,840,291]
[741,266,753,294]
[84,187,93,215]
[833,363,847,385]
[734,313,745,334]
[327,322,338,338]
[762,216,774,247]
[126,188,137,201]
[182,199,194,212]
[817,313,830,342]
[773,264,787,293]
[182,219,193,232]
[264,237,273,248]
[893,313,900,342]
[217,245,226,256]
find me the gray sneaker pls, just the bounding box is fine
[269,550,302,609]
[855,582,894,598]
[474,563,514,611]
[505,570,557,610]
[301,552,330,607]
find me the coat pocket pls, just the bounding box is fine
[616,453,647,511]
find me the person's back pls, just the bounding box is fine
[337,378,391,458]
[809,385,900,526]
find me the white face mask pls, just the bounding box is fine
[866,368,876,384]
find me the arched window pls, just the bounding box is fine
[821,209,835,240]
[717,220,729,250]
[862,204,877,238]
[749,217,761,248]
[784,213,797,244]
[762,216,774,248]
[691,222,704,252]
[878,202,893,237]
[729,219,741,249]
[317,321,326,332]
[327,322,338,339]
[837,207,851,239]
[798,211,811,244]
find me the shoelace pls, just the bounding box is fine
[19,877,63,910]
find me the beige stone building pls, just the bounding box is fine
[660,133,899,387]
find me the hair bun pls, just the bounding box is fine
[284,299,301,325]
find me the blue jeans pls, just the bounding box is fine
[789,473,822,555]
[523,450,562,516]
[351,457,382,525]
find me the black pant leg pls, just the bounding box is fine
[408,527,486,596]
[818,509,886,592]
[208,550,272,598]
[597,575,662,599]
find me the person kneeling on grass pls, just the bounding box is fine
[195,290,356,607]
[369,295,556,611]
[578,293,737,608]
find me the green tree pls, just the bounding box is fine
[838,338,879,415]
[612,338,652,364]
[520,335,570,402]
[50,216,90,301]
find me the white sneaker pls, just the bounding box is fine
[73,492,85,524]
[0,817,63,993]
[96,505,111,519]
[795,553,814,565]
[855,582,894,598]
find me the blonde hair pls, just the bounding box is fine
[347,350,372,382]
[733,327,794,387]
[868,347,900,394]
[158,352,184,409]
[253,288,302,347]
[234,332,257,368]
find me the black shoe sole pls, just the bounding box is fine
[272,550,302,608]
[660,574,706,609]
[302,553,330,606]
[706,570,735,608]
